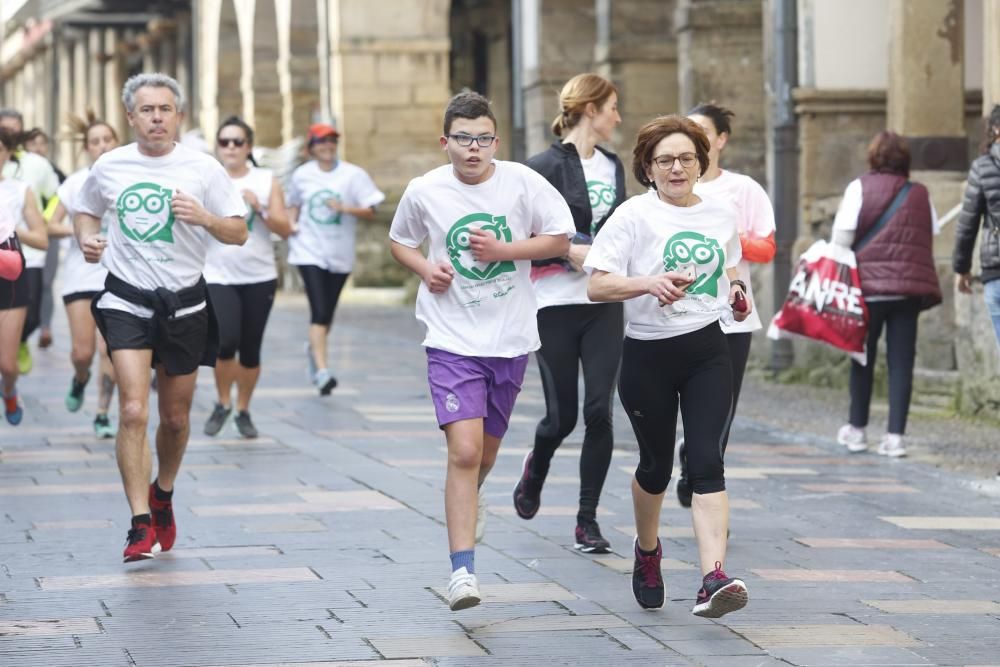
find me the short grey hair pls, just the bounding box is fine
[0,108,24,125]
[121,73,186,113]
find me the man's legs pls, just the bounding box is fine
[112,348,155,516]
[153,367,198,492]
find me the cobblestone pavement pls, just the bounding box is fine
[2,295,1000,666]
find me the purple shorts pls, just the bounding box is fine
[426,347,529,438]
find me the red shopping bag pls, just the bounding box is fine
[768,240,869,365]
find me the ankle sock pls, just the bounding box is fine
[636,539,659,556]
[152,480,173,502]
[450,549,475,574]
[131,513,152,528]
[3,394,17,410]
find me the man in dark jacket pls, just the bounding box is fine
[953,106,1000,348]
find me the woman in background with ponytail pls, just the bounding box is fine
[202,116,291,439]
[46,112,120,437]
[512,73,625,554]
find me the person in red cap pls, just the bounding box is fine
[286,122,385,394]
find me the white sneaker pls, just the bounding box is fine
[837,424,868,453]
[877,433,907,458]
[447,567,481,610]
[475,491,486,544]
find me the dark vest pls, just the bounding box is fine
[853,172,942,309]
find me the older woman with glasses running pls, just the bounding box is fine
[586,115,750,618]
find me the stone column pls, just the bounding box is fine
[56,34,74,170]
[887,0,965,168]
[104,28,125,137]
[594,0,678,193]
[174,16,192,132]
[675,0,767,183]
[233,0,257,128]
[887,0,965,372]
[984,0,1000,111]
[197,0,223,144]
[88,29,104,118]
[73,32,87,119]
[520,0,597,157]
[275,0,294,144]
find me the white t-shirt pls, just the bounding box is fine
[75,142,247,317]
[533,149,619,309]
[2,152,58,206]
[286,160,385,273]
[389,160,575,357]
[585,191,742,340]
[58,168,109,295]
[693,169,775,333]
[204,167,278,285]
[0,179,28,257]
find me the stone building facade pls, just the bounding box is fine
[2,0,999,411]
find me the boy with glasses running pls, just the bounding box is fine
[389,92,574,610]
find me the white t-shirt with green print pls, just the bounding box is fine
[286,160,385,273]
[204,166,277,285]
[585,190,741,340]
[389,160,575,358]
[75,142,247,317]
[532,148,617,309]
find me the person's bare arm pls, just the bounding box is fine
[588,269,689,306]
[726,266,752,322]
[172,190,247,245]
[74,212,106,263]
[390,240,455,294]
[46,201,75,238]
[469,230,570,263]
[18,188,48,250]
[263,179,293,239]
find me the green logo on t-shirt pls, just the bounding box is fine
[245,202,256,231]
[116,182,174,243]
[663,231,725,297]
[587,180,615,234]
[308,189,341,225]
[446,213,515,281]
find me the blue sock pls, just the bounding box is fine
[450,549,475,574]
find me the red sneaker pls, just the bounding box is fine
[123,521,159,563]
[148,484,176,552]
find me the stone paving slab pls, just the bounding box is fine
[2,301,1000,665]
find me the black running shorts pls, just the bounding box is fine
[97,306,210,376]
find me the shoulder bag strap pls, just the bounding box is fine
[853,181,912,252]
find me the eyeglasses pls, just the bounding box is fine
[652,153,698,170]
[448,133,496,148]
[217,138,247,148]
[310,135,338,145]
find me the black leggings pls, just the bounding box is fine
[20,267,42,343]
[619,322,733,496]
[531,302,623,523]
[207,280,277,368]
[849,297,921,435]
[297,265,349,327]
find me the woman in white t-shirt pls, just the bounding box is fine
[202,117,292,439]
[286,123,385,395]
[671,103,778,506]
[514,73,626,554]
[46,113,120,438]
[0,127,48,425]
[586,115,751,619]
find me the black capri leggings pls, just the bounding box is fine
[532,302,623,523]
[20,267,43,342]
[207,279,277,369]
[619,322,733,496]
[297,265,349,327]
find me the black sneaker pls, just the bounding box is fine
[234,411,258,439]
[574,519,611,553]
[692,561,748,618]
[203,403,232,436]
[512,452,543,519]
[632,536,664,609]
